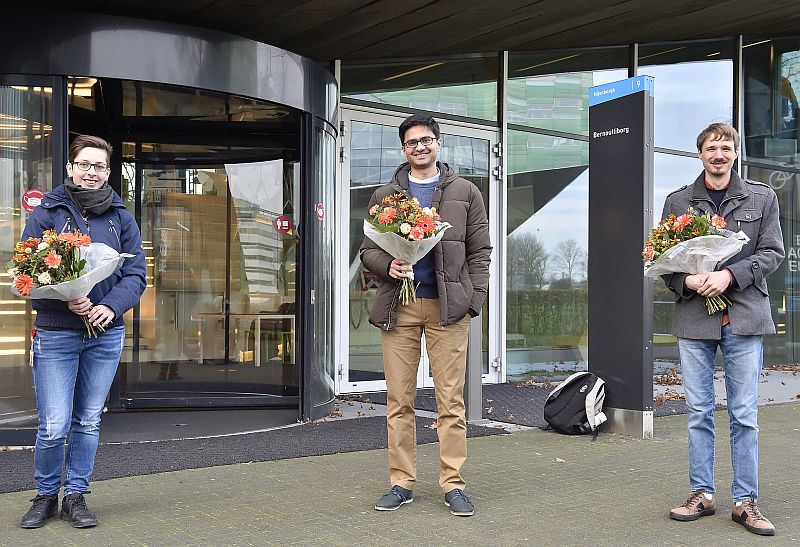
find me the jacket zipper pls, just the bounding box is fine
[108,219,122,248]
[385,283,402,330]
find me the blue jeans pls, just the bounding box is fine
[32,326,125,496]
[677,324,762,501]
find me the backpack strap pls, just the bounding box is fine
[585,377,607,441]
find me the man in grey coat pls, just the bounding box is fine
[360,114,491,517]
[663,123,784,535]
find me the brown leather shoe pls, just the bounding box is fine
[732,495,776,536]
[670,491,716,521]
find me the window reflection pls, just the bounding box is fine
[509,48,628,135]
[0,84,54,428]
[342,57,498,121]
[506,129,588,381]
[639,40,734,152]
[744,36,800,165]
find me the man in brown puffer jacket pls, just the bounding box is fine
[360,114,492,517]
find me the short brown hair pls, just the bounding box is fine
[696,123,740,151]
[68,134,113,163]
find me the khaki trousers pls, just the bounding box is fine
[380,297,470,492]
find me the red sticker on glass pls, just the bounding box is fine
[273,215,292,234]
[22,189,45,212]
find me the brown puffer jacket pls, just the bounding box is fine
[359,162,492,330]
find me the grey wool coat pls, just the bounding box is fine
[661,171,785,340]
[359,161,492,330]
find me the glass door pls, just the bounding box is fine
[0,77,62,444]
[338,108,501,394]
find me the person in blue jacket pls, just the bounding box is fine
[19,135,146,529]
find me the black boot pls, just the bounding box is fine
[20,494,58,528]
[61,492,98,528]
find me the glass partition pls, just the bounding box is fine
[0,84,54,429]
[638,40,734,152]
[508,48,628,135]
[505,129,588,381]
[342,56,498,121]
[743,36,800,163]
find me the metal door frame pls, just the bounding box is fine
[336,105,504,394]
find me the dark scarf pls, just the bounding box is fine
[63,177,114,217]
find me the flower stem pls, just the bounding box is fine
[704,294,733,315]
[399,277,417,305]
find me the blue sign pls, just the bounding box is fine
[589,76,654,107]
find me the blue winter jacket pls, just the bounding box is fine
[21,183,147,330]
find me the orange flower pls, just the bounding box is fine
[711,215,726,229]
[14,274,33,296]
[74,234,92,247]
[642,242,655,261]
[673,214,692,231]
[44,252,62,268]
[415,216,436,234]
[409,227,425,241]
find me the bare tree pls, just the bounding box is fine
[507,232,549,289]
[553,239,583,282]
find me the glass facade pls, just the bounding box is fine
[342,34,800,387]
[742,36,800,364]
[342,56,498,121]
[0,83,56,429]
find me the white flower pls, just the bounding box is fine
[422,207,433,216]
[37,271,52,284]
[7,267,16,277]
[37,241,50,251]
[400,223,412,234]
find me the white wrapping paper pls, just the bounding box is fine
[363,220,451,269]
[643,231,749,278]
[12,243,134,301]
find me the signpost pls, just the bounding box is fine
[588,76,655,439]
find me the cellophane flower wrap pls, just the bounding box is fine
[8,229,133,336]
[364,193,451,305]
[643,207,748,315]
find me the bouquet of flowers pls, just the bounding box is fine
[8,230,132,336]
[643,207,748,314]
[364,193,451,305]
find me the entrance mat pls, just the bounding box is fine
[0,416,504,494]
[349,382,695,428]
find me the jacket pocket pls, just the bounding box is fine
[732,210,762,241]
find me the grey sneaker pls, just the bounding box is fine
[375,485,413,511]
[444,488,474,516]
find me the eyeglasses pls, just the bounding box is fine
[402,136,437,149]
[71,161,109,174]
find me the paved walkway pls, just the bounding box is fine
[1,403,798,546]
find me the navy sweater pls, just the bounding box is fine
[408,174,439,298]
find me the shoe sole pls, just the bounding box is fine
[731,513,776,536]
[669,508,715,521]
[374,498,412,511]
[445,501,474,517]
[60,514,98,528]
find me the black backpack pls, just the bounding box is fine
[543,371,607,440]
